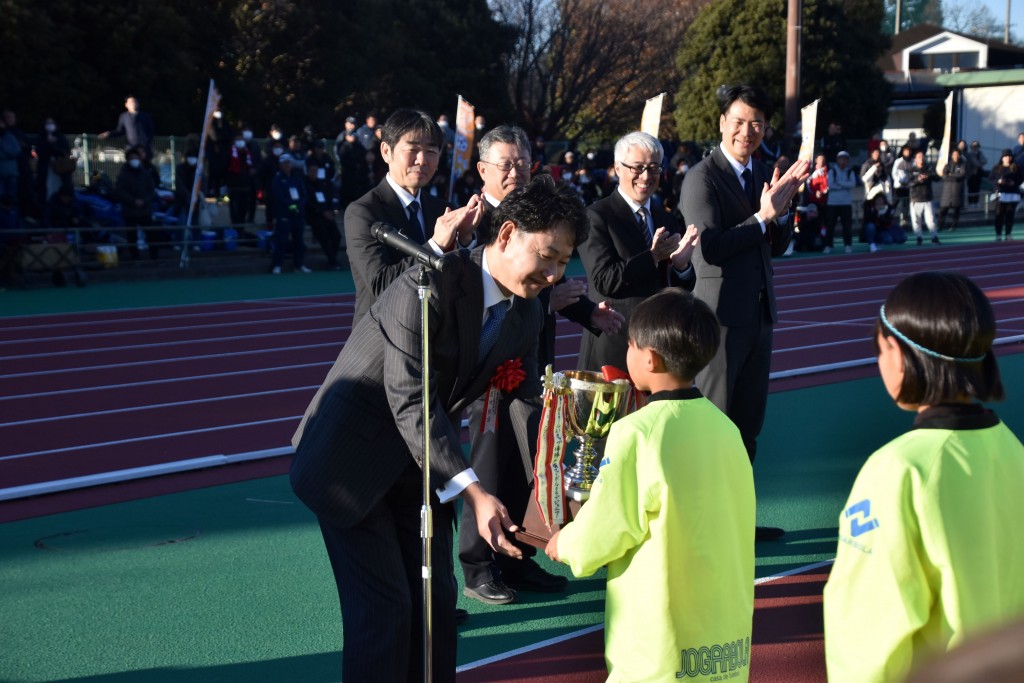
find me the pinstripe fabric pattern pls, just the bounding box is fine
[290,246,544,681]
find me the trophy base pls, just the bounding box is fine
[514,495,584,549]
[565,487,590,502]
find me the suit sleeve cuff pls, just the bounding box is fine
[672,262,693,277]
[436,468,479,503]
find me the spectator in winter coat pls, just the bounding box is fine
[908,151,940,245]
[989,149,1022,241]
[938,149,967,232]
[824,151,856,254]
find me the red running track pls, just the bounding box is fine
[3,242,1024,514]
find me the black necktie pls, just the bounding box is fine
[742,168,755,207]
[636,207,653,246]
[407,200,424,242]
[478,302,507,363]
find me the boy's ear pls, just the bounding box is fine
[646,347,664,373]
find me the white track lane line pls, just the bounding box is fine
[0,341,343,380]
[0,385,321,428]
[0,361,333,401]
[0,312,350,348]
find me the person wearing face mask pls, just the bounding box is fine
[35,117,72,207]
[115,146,156,256]
[226,131,256,234]
[258,141,286,232]
[305,140,335,185]
[205,110,232,198]
[236,123,262,225]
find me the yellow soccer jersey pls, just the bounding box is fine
[557,388,756,682]
[824,405,1024,683]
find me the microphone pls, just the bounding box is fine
[371,221,452,271]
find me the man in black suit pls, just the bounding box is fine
[290,177,589,683]
[577,131,698,373]
[459,125,623,605]
[679,85,809,541]
[344,109,484,322]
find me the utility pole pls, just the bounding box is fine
[1006,0,1011,43]
[786,0,802,137]
[895,0,901,35]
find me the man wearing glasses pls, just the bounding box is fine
[680,85,809,541]
[577,131,698,373]
[461,125,623,606]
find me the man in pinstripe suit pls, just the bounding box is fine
[290,176,589,682]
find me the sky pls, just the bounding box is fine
[972,0,1023,43]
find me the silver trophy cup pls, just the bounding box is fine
[561,370,632,501]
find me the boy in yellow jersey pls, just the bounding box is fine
[824,272,1024,682]
[546,288,756,682]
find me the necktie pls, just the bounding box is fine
[407,200,424,241]
[478,302,507,363]
[742,168,755,207]
[636,207,653,246]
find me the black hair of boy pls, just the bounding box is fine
[628,288,720,381]
[874,271,1004,405]
[379,109,444,151]
[488,174,589,247]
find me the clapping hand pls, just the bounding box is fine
[758,158,810,223]
[590,301,624,335]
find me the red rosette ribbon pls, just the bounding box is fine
[479,358,525,434]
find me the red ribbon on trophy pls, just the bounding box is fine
[532,366,571,529]
[601,365,647,412]
[479,358,526,434]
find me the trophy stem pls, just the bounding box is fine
[565,435,600,502]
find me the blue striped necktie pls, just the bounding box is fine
[478,302,507,363]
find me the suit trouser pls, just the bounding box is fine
[696,299,773,463]
[459,396,536,587]
[318,461,457,683]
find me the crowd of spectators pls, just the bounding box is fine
[3,95,1023,278]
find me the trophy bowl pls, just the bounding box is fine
[561,370,632,501]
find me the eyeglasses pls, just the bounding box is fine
[618,162,661,177]
[480,159,531,173]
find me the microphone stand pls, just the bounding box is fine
[418,265,434,683]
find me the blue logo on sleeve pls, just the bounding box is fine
[845,499,879,537]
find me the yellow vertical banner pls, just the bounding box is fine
[448,95,476,204]
[934,92,954,177]
[798,99,820,163]
[640,93,665,138]
[181,79,221,266]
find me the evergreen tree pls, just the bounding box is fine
[674,0,892,142]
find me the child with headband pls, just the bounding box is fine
[823,272,1024,682]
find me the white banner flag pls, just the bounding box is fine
[935,92,954,177]
[798,99,819,163]
[641,93,666,138]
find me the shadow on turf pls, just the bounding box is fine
[755,526,838,577]
[46,652,343,683]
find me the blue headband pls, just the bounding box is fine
[879,305,987,363]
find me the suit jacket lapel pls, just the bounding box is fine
[713,148,754,214]
[610,191,648,255]
[378,180,427,245]
[450,249,485,406]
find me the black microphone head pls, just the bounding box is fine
[370,221,392,240]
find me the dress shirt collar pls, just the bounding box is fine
[480,249,513,314]
[719,146,752,185]
[385,173,421,210]
[616,185,650,215]
[483,192,501,209]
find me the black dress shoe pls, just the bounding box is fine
[755,525,785,541]
[455,608,469,625]
[463,580,516,605]
[504,563,569,593]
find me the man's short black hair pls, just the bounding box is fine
[380,109,443,151]
[489,175,589,247]
[628,289,720,381]
[874,271,1003,405]
[717,84,771,119]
